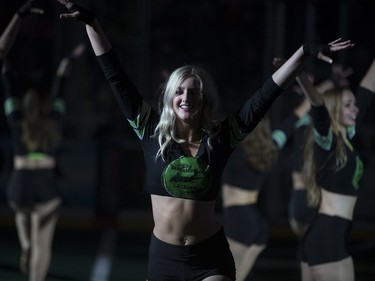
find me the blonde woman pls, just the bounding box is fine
[1,3,84,280]
[297,58,375,281]
[55,0,353,279]
[288,66,353,240]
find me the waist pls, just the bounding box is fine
[222,183,259,207]
[151,194,220,245]
[318,188,357,220]
[151,227,227,253]
[14,153,56,170]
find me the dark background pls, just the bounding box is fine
[1,0,375,234]
[0,0,374,280]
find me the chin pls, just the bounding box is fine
[344,122,356,127]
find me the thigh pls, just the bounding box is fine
[32,198,61,231]
[311,257,354,281]
[300,262,315,281]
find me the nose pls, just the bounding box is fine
[181,90,188,101]
[181,89,193,101]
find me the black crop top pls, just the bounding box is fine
[311,87,373,196]
[97,49,284,201]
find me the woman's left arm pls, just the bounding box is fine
[359,58,375,92]
[272,38,354,89]
[0,0,43,60]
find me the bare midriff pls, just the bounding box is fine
[222,183,259,207]
[151,194,221,245]
[14,153,56,170]
[318,188,357,220]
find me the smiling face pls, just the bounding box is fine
[172,76,203,126]
[339,89,358,127]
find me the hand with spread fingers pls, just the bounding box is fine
[303,38,355,64]
[56,0,95,24]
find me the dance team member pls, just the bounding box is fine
[298,57,375,281]
[55,0,353,279]
[1,2,85,279]
[221,97,310,280]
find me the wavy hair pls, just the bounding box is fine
[154,64,219,160]
[21,90,62,152]
[242,119,279,172]
[302,87,350,206]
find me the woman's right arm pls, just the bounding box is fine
[0,0,43,60]
[56,0,151,139]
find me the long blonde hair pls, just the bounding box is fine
[155,65,219,160]
[242,119,279,172]
[302,87,350,206]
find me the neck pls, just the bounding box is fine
[175,121,202,142]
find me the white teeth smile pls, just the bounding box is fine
[180,105,191,109]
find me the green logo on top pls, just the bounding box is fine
[162,157,212,200]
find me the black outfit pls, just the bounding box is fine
[2,62,65,207]
[96,49,285,280]
[148,228,235,281]
[222,113,298,246]
[300,87,373,265]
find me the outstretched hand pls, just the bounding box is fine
[17,0,44,18]
[303,38,354,64]
[56,0,95,24]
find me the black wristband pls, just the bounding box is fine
[68,3,95,24]
[303,43,330,58]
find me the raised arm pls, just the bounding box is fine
[359,58,375,92]
[272,39,354,89]
[56,0,112,55]
[50,42,86,99]
[55,0,146,127]
[0,0,43,60]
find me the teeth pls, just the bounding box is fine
[180,105,191,109]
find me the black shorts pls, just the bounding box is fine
[299,214,352,265]
[223,204,268,246]
[6,169,60,207]
[147,228,235,281]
